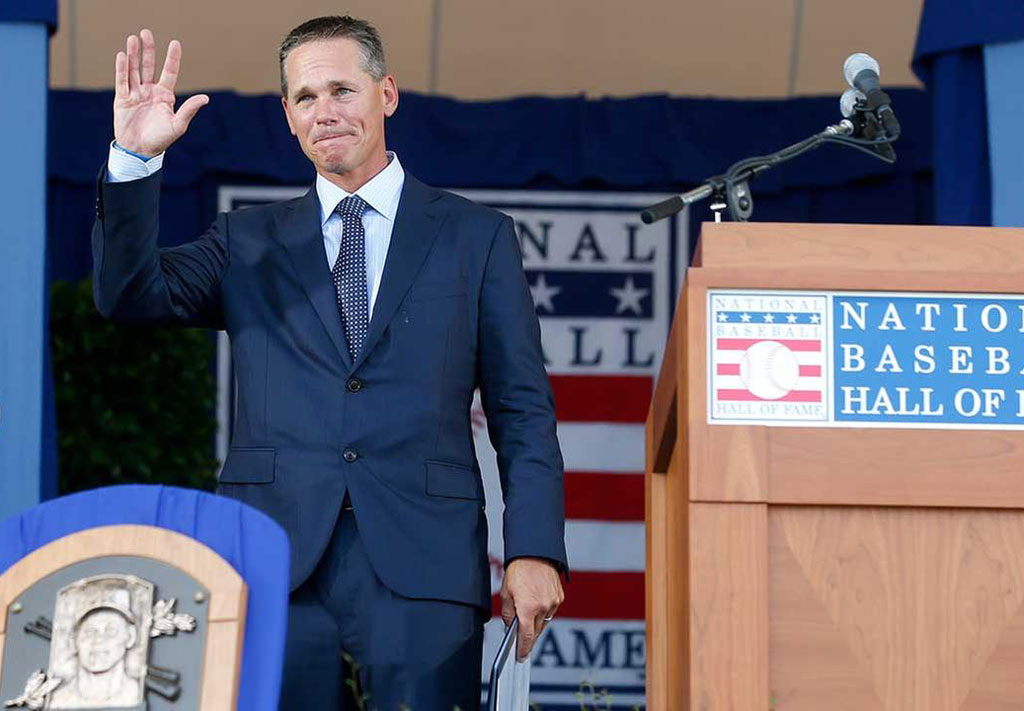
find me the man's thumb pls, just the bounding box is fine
[174,94,209,134]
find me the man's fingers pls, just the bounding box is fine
[114,51,129,99]
[501,594,515,628]
[534,609,551,639]
[158,39,182,91]
[515,611,538,661]
[173,94,209,135]
[501,558,565,661]
[140,29,156,84]
[536,602,559,635]
[126,34,141,95]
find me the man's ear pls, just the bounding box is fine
[125,625,138,649]
[382,76,399,118]
[281,96,297,136]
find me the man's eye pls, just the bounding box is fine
[335,87,351,95]
[297,95,312,103]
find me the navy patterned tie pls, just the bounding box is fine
[331,195,369,360]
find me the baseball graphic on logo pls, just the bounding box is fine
[739,341,800,399]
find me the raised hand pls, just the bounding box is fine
[113,29,209,157]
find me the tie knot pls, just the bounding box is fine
[337,195,368,218]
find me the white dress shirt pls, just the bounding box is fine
[105,143,406,316]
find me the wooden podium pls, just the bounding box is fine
[645,222,1024,711]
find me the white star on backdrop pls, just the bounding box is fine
[529,273,562,312]
[810,314,821,323]
[717,313,729,322]
[787,313,798,323]
[740,313,752,322]
[610,276,650,316]
[763,313,774,323]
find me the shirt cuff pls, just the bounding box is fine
[106,141,165,183]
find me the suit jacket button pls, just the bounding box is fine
[346,377,363,393]
[342,449,358,463]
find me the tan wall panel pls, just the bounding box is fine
[438,0,796,98]
[51,0,433,94]
[50,0,73,87]
[51,0,926,99]
[794,0,924,94]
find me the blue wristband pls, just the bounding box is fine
[112,141,155,162]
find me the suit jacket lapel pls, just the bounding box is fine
[274,187,353,369]
[353,175,446,371]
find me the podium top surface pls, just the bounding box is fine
[696,222,1024,275]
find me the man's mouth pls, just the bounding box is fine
[313,133,355,145]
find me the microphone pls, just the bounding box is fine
[637,72,897,224]
[840,88,866,118]
[843,53,900,139]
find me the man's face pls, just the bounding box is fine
[74,609,136,674]
[281,38,398,187]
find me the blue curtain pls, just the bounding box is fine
[913,0,1024,225]
[985,40,1024,227]
[1,5,57,516]
[0,0,57,31]
[48,88,934,284]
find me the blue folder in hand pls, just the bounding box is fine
[487,618,532,711]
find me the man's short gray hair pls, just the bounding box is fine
[279,16,387,97]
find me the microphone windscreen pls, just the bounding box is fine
[843,52,880,87]
[840,88,866,118]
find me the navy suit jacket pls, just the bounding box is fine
[92,169,567,610]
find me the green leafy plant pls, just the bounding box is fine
[50,278,219,494]
[575,680,617,711]
[342,652,374,711]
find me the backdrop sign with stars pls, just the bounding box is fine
[464,190,685,710]
[709,289,1024,430]
[215,185,687,710]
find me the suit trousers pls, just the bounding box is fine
[279,503,487,711]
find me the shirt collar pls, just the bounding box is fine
[316,151,405,227]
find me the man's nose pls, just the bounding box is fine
[314,105,339,125]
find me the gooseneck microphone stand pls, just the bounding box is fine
[640,95,901,225]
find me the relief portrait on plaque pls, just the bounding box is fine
[4,574,197,711]
[47,576,151,709]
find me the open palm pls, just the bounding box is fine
[113,29,208,157]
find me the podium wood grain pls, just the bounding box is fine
[770,506,1024,711]
[646,287,692,709]
[690,503,768,711]
[646,223,1024,711]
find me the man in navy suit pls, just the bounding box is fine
[92,17,567,710]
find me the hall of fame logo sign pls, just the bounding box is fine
[710,289,1024,429]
